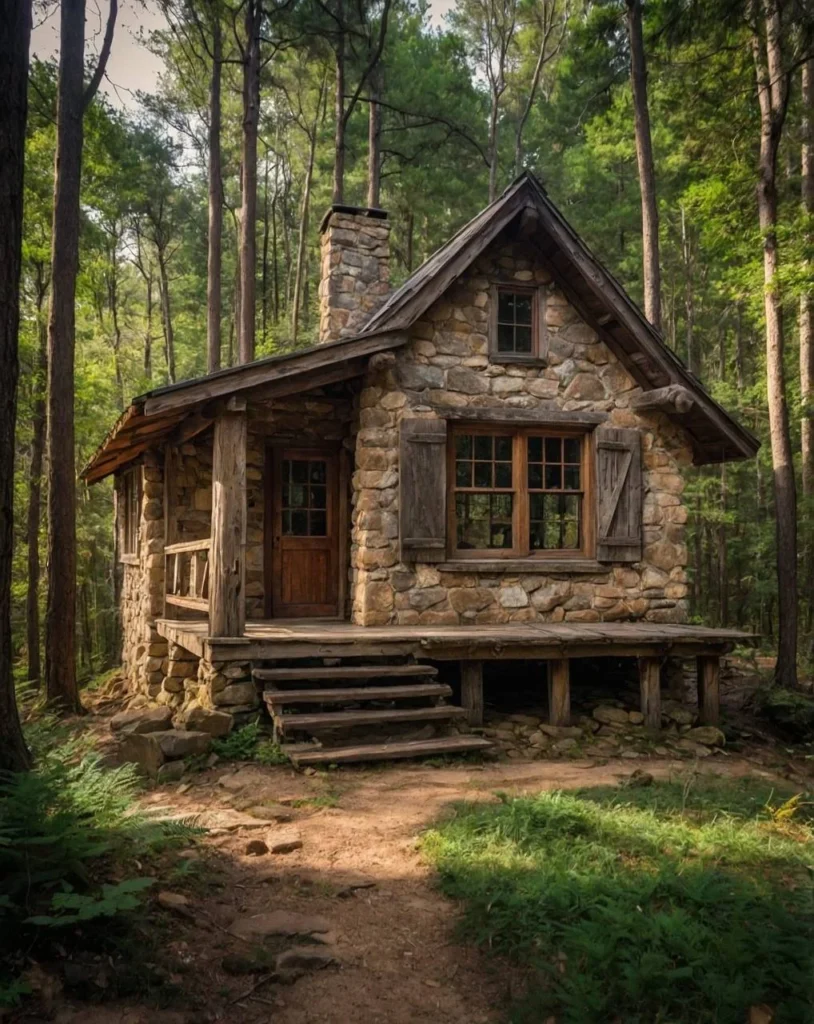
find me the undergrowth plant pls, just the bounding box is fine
[0,722,200,1007]
[210,720,289,766]
[423,777,814,1024]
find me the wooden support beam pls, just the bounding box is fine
[209,406,247,638]
[460,660,484,726]
[697,655,720,725]
[639,657,662,731]
[547,659,570,726]
[631,384,695,416]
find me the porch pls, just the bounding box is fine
[156,617,752,732]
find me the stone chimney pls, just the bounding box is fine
[318,205,390,342]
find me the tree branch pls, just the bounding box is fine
[83,0,119,111]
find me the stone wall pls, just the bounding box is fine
[319,208,391,341]
[349,233,691,627]
[119,452,168,694]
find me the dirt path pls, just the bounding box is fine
[66,753,763,1024]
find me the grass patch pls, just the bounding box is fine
[422,776,814,1023]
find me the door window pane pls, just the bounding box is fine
[282,459,329,536]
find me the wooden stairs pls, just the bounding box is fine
[254,659,492,766]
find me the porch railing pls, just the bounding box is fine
[164,538,210,613]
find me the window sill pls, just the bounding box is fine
[488,354,548,367]
[437,558,606,574]
[119,553,140,566]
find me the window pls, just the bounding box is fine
[490,285,547,362]
[281,457,328,537]
[449,427,590,558]
[121,469,140,557]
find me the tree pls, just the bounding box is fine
[625,0,660,329]
[0,0,33,771]
[238,0,261,364]
[751,0,797,687]
[208,4,223,372]
[45,0,117,712]
[800,57,814,623]
[453,0,518,202]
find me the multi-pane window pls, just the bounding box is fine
[454,434,514,550]
[450,429,586,557]
[281,458,328,536]
[527,436,582,550]
[490,285,547,361]
[496,290,534,355]
[121,469,140,556]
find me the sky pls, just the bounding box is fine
[31,0,455,112]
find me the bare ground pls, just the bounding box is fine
[38,744,781,1024]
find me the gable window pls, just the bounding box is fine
[490,285,547,362]
[449,427,589,558]
[120,468,140,558]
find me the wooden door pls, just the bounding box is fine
[268,447,339,618]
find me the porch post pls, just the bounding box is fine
[209,397,247,637]
[697,655,720,725]
[460,660,484,726]
[638,656,662,731]
[547,659,571,726]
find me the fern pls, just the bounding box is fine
[26,879,156,926]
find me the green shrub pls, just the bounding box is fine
[255,740,289,766]
[759,686,814,740]
[0,742,199,1004]
[211,720,262,760]
[423,778,814,1023]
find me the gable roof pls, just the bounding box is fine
[365,172,758,464]
[83,172,757,484]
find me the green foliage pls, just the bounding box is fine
[210,721,290,766]
[0,723,197,998]
[255,740,290,766]
[759,687,814,740]
[26,878,156,926]
[211,720,263,760]
[423,778,814,1023]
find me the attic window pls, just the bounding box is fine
[490,284,547,363]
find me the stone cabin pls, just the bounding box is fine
[83,173,758,764]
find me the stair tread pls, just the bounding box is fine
[276,705,468,731]
[287,735,493,766]
[253,664,437,682]
[264,683,452,704]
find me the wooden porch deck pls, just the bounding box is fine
[156,618,752,664]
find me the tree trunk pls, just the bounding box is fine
[292,134,317,344]
[26,268,48,685]
[207,6,222,373]
[45,0,115,712]
[157,249,175,383]
[800,58,814,639]
[45,0,85,712]
[238,0,260,364]
[488,85,499,203]
[681,206,696,374]
[144,269,153,379]
[332,0,346,205]
[626,0,661,330]
[367,70,381,209]
[0,0,33,770]
[271,152,279,324]
[261,152,270,346]
[753,0,798,687]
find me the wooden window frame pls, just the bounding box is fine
[489,283,548,364]
[120,467,141,562]
[446,424,595,561]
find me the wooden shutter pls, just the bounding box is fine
[595,427,642,563]
[399,417,447,562]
